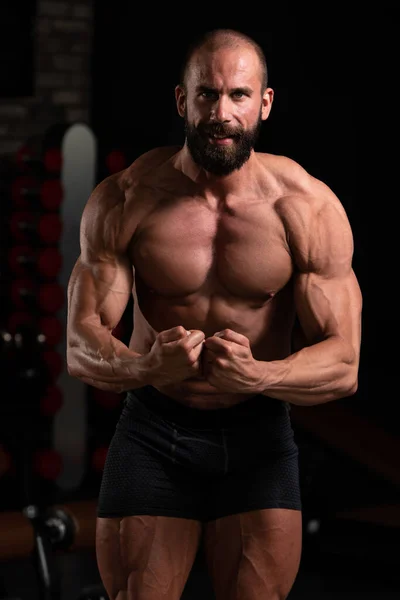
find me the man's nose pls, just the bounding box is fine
[210,95,232,122]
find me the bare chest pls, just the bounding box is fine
[131,199,292,301]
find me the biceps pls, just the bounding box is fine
[67,257,133,331]
[294,270,362,347]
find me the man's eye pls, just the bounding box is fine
[233,92,244,99]
[201,91,216,99]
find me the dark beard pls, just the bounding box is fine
[184,110,263,176]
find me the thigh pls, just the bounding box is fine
[96,515,203,600]
[203,508,302,600]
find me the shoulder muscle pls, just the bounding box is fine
[80,174,132,263]
[277,184,354,277]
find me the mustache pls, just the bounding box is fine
[197,123,243,137]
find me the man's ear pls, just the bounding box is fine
[261,87,274,121]
[175,84,186,118]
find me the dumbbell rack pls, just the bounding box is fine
[0,137,68,599]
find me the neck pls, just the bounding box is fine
[175,142,257,197]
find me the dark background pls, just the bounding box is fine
[1,4,396,600]
[0,1,36,98]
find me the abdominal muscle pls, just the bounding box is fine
[128,292,294,410]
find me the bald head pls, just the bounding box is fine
[180,29,268,92]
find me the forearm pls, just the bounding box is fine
[67,324,147,393]
[260,337,358,406]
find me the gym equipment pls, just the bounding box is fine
[11,176,63,211]
[105,149,126,174]
[33,450,63,481]
[0,501,107,600]
[8,313,63,347]
[10,279,64,313]
[7,246,63,279]
[15,144,62,174]
[10,212,62,245]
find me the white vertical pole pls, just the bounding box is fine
[54,123,97,491]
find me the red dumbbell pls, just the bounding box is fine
[40,385,63,416]
[39,315,63,346]
[33,449,63,480]
[43,148,63,173]
[42,349,63,379]
[0,329,14,353]
[7,312,32,333]
[16,143,35,166]
[15,143,42,172]
[15,144,62,174]
[106,150,126,174]
[11,279,64,313]
[10,212,62,244]
[7,316,43,359]
[8,313,63,346]
[11,176,63,211]
[8,245,62,279]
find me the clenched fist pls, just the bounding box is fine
[202,329,266,393]
[140,326,205,387]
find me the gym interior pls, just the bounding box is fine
[0,3,394,600]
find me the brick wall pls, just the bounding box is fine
[0,0,93,156]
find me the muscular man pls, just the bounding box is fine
[67,29,362,600]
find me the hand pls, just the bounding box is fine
[203,329,266,394]
[140,326,205,387]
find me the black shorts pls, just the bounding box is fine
[97,385,301,522]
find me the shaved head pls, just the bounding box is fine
[175,29,274,176]
[180,29,268,92]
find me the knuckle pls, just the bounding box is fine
[217,329,229,338]
[176,341,191,360]
[160,343,170,355]
[178,338,190,353]
[188,349,200,364]
[186,350,196,365]
[158,331,169,344]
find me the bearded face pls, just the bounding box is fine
[184,107,263,176]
